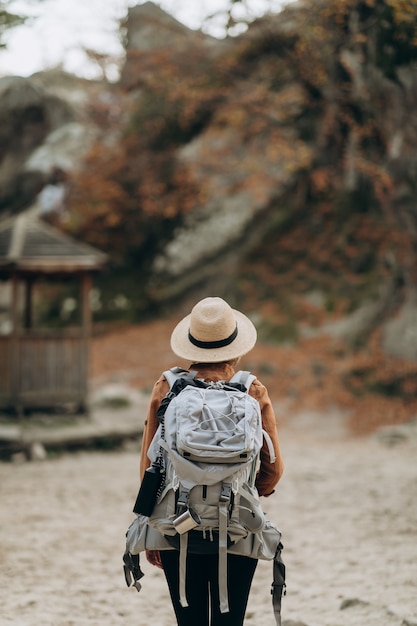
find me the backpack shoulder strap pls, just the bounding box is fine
[229,370,256,391]
[163,367,197,389]
[157,368,199,423]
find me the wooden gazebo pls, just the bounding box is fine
[0,213,107,415]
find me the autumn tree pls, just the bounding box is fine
[65,39,230,316]
[65,0,417,324]
[235,0,417,326]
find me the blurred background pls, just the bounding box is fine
[1,0,417,435]
[1,6,417,626]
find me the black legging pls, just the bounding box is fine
[160,551,258,626]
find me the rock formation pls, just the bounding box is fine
[0,71,98,215]
[1,1,417,363]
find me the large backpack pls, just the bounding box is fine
[146,367,277,614]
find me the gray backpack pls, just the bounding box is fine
[146,367,277,614]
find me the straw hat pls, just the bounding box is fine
[170,297,257,363]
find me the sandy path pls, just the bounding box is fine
[1,408,416,626]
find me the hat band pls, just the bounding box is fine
[188,324,238,349]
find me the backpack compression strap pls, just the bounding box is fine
[157,369,198,423]
[175,482,233,614]
[179,533,189,608]
[164,368,254,391]
[218,483,232,613]
[163,367,197,389]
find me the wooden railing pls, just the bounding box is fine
[0,330,88,411]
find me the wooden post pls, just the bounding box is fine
[10,273,22,416]
[81,273,92,337]
[24,277,34,329]
[79,272,92,414]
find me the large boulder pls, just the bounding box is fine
[0,71,98,215]
[152,82,311,293]
[382,290,417,361]
[25,122,97,176]
[0,76,50,211]
[119,1,226,90]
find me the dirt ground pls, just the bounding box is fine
[1,321,417,626]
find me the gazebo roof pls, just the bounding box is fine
[0,213,107,274]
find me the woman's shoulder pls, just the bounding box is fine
[247,375,270,402]
[150,372,171,400]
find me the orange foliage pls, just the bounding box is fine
[90,318,417,437]
[61,0,417,358]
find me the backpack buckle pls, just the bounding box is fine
[220,483,232,503]
[176,489,190,515]
[174,488,201,533]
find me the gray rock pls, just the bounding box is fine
[0,76,48,207]
[375,420,417,447]
[383,291,417,361]
[340,597,369,610]
[0,72,96,213]
[29,441,47,461]
[152,82,309,290]
[120,2,223,90]
[25,122,96,176]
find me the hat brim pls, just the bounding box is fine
[170,309,257,363]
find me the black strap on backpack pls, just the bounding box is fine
[271,542,286,625]
[123,551,144,592]
[156,368,247,423]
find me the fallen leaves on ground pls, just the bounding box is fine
[90,319,417,436]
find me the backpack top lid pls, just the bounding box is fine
[155,368,263,488]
